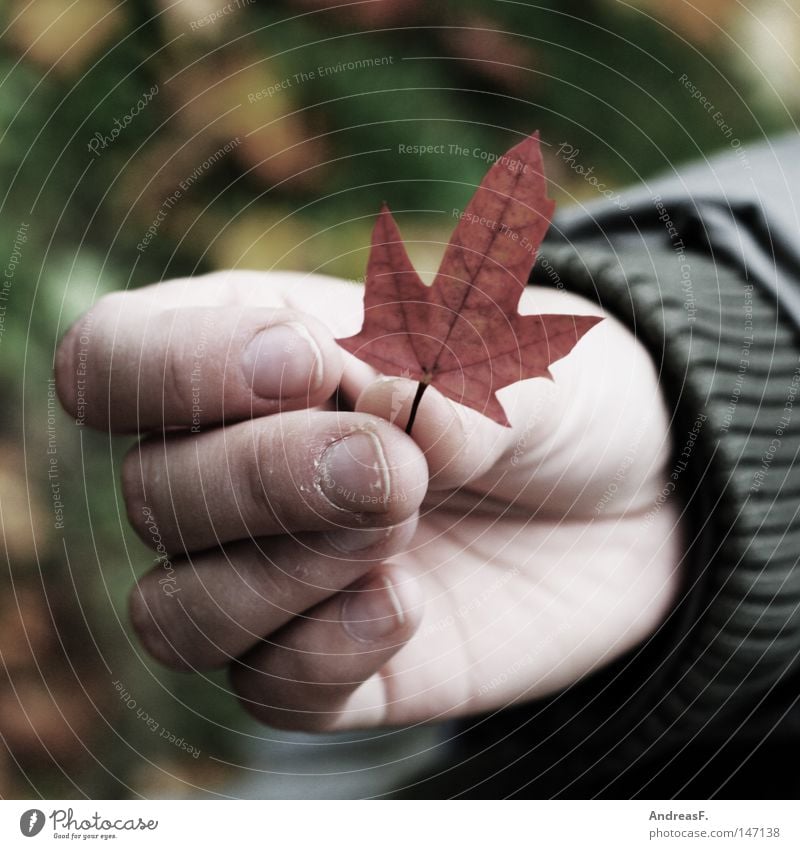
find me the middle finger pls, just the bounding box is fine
[122,410,428,554]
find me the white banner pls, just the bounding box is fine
[0,800,796,848]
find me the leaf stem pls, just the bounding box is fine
[405,381,429,436]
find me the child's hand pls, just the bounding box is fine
[56,271,682,731]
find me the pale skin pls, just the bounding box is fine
[55,270,683,731]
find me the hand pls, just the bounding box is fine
[56,270,682,731]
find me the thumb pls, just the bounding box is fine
[354,377,535,491]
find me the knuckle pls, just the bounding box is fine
[128,582,189,671]
[120,442,151,543]
[55,293,128,424]
[164,336,194,419]
[244,425,283,530]
[54,321,80,417]
[161,306,203,397]
[128,583,158,652]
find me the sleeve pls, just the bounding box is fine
[536,237,800,741]
[435,137,800,799]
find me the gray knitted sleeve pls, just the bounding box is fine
[533,236,800,752]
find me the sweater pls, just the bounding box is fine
[404,134,800,799]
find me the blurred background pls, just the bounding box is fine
[0,0,797,797]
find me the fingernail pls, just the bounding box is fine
[325,527,391,553]
[242,323,323,399]
[318,432,391,513]
[342,573,406,642]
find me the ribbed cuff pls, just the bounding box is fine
[533,238,800,753]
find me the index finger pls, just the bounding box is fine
[54,272,353,433]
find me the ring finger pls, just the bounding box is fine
[129,520,418,670]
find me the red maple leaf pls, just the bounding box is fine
[337,132,602,429]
